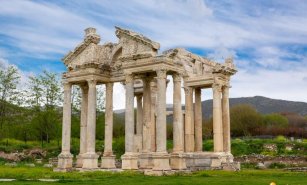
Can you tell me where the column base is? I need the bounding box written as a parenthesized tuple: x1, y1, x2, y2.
(138, 152, 153, 169)
(121, 153, 138, 170)
(152, 152, 171, 171)
(76, 154, 84, 168)
(82, 153, 99, 169)
(101, 155, 116, 169)
(170, 152, 187, 170)
(56, 153, 73, 170)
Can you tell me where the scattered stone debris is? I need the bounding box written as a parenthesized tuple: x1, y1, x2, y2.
(43, 164, 53, 168)
(263, 144, 277, 152)
(4, 162, 17, 167)
(25, 163, 35, 167)
(0, 179, 16, 182)
(284, 167, 307, 172)
(256, 162, 266, 169)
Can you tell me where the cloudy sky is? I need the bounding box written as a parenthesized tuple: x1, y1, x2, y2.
(0, 0, 306, 109)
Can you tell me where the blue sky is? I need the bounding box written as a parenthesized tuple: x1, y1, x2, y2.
(0, 0, 307, 109)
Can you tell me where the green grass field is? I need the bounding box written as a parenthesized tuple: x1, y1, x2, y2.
(0, 166, 306, 185)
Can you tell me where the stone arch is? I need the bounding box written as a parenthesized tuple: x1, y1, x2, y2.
(111, 43, 122, 63)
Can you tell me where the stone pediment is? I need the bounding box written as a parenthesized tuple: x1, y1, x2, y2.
(62, 28, 101, 70)
(115, 26, 160, 59)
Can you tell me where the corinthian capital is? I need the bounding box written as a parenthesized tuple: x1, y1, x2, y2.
(125, 74, 134, 83)
(63, 82, 72, 91)
(173, 73, 182, 82)
(87, 79, 97, 87)
(212, 83, 222, 92)
(156, 69, 167, 79)
(183, 87, 193, 95)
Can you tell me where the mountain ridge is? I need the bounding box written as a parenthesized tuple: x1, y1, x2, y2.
(114, 96, 307, 117)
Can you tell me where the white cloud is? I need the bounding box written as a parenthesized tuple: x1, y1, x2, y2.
(1, 0, 307, 109)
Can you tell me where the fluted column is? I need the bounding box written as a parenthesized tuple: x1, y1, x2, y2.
(150, 82, 157, 152)
(142, 77, 152, 153)
(194, 88, 203, 152)
(170, 73, 186, 170)
(172, 74, 184, 153)
(82, 79, 98, 169)
(184, 87, 194, 152)
(212, 83, 223, 152)
(121, 74, 138, 170)
(76, 84, 88, 168)
(138, 77, 153, 169)
(222, 85, 231, 154)
(155, 70, 167, 153)
(101, 82, 116, 169)
(152, 69, 171, 171)
(136, 95, 143, 137)
(57, 82, 73, 170)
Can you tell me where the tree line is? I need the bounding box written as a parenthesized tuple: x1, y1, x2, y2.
(0, 65, 107, 147)
(1, 65, 306, 147)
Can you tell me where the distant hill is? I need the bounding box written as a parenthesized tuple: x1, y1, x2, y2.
(201, 96, 307, 118)
(115, 96, 307, 119)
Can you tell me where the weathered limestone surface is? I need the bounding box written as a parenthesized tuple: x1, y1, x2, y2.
(82, 80, 99, 169)
(213, 84, 223, 152)
(57, 82, 73, 170)
(57, 27, 238, 174)
(76, 84, 88, 168)
(194, 88, 202, 152)
(101, 82, 116, 169)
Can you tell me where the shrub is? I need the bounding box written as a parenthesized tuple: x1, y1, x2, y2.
(275, 135, 287, 142)
(268, 162, 286, 169)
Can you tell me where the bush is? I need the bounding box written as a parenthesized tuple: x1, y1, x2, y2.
(275, 135, 287, 142)
(268, 162, 286, 169)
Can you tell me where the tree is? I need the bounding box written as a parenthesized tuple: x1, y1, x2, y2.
(0, 65, 20, 129)
(262, 113, 288, 128)
(27, 70, 62, 146)
(230, 104, 263, 136)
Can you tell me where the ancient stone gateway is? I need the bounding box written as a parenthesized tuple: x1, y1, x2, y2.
(56, 27, 238, 174)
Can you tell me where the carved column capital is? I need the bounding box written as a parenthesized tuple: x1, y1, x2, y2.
(142, 76, 153, 84)
(183, 86, 193, 95)
(87, 79, 97, 87)
(80, 83, 89, 93)
(156, 69, 167, 79)
(212, 83, 222, 92)
(63, 82, 72, 91)
(125, 74, 134, 83)
(173, 73, 182, 82)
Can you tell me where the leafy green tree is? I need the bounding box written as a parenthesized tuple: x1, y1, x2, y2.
(262, 113, 288, 128)
(0, 65, 20, 129)
(230, 104, 263, 136)
(27, 70, 62, 147)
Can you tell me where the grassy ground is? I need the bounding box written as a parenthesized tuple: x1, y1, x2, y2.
(0, 166, 306, 185)
(1, 137, 306, 160)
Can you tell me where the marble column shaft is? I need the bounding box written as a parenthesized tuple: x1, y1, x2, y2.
(194, 88, 203, 152)
(212, 84, 223, 152)
(136, 95, 143, 137)
(124, 74, 135, 153)
(142, 77, 152, 152)
(76, 84, 88, 168)
(222, 86, 231, 153)
(104, 82, 114, 156)
(79, 85, 88, 155)
(57, 82, 73, 170)
(61, 82, 72, 154)
(86, 80, 97, 154)
(150, 83, 157, 152)
(184, 87, 194, 152)
(155, 70, 167, 153)
(172, 74, 184, 153)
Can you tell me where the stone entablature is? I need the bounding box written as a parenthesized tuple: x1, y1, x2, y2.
(55, 27, 238, 174)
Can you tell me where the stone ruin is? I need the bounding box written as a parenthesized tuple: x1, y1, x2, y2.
(55, 27, 238, 174)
